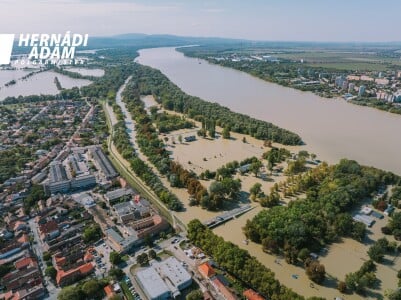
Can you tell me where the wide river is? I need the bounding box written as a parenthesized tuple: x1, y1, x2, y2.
(137, 47, 401, 175)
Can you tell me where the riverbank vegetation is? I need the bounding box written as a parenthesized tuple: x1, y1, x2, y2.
(344, 260, 377, 294)
(110, 96, 183, 211)
(383, 208, 401, 240)
(134, 64, 303, 145)
(243, 159, 399, 261)
(187, 219, 310, 300)
(179, 46, 401, 116)
(119, 64, 289, 211)
(150, 108, 195, 133)
(350, 98, 401, 115)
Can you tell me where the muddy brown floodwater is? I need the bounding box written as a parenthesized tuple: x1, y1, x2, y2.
(137, 47, 401, 299)
(137, 47, 401, 176)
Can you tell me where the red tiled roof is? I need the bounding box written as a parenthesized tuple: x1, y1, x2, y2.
(13, 221, 26, 231)
(212, 278, 236, 300)
(17, 234, 30, 244)
(56, 262, 94, 285)
(104, 285, 115, 297)
(198, 263, 215, 278)
(203, 291, 214, 300)
(14, 257, 36, 270)
(0, 290, 14, 300)
(243, 289, 264, 300)
(55, 256, 66, 266)
(79, 263, 94, 274)
(84, 252, 94, 262)
(39, 220, 58, 234)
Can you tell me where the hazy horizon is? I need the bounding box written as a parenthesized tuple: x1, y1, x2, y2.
(96, 32, 401, 44)
(1, 0, 401, 43)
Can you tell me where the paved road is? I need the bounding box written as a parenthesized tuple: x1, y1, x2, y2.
(102, 84, 178, 228)
(55, 99, 93, 160)
(28, 219, 60, 299)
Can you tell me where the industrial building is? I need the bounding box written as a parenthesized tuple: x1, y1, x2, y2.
(70, 174, 96, 190)
(89, 146, 118, 180)
(113, 199, 150, 224)
(44, 158, 96, 195)
(136, 257, 192, 300)
(68, 153, 88, 176)
(104, 228, 140, 253)
(136, 267, 170, 300)
(105, 188, 134, 204)
(49, 161, 68, 183)
(114, 201, 138, 223)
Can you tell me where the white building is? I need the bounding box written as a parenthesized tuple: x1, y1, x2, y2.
(136, 257, 192, 299)
(136, 267, 171, 300)
(105, 188, 134, 203)
(154, 257, 192, 297)
(70, 174, 96, 190)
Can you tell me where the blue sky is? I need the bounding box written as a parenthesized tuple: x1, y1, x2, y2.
(1, 0, 400, 42)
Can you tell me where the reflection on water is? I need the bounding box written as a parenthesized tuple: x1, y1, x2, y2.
(0, 70, 31, 86)
(137, 47, 401, 175)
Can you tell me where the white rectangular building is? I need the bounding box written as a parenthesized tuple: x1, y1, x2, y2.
(136, 257, 192, 299)
(136, 267, 171, 300)
(155, 257, 192, 294)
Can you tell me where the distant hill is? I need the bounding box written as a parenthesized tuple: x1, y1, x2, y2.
(86, 33, 249, 49)
(10, 33, 401, 55)
(10, 33, 249, 55)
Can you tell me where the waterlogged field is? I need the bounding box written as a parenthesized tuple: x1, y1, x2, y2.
(0, 69, 31, 86)
(66, 67, 105, 77)
(140, 94, 396, 300)
(137, 47, 401, 299)
(0, 70, 92, 100)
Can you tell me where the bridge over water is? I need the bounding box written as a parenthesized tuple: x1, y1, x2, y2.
(204, 205, 254, 229)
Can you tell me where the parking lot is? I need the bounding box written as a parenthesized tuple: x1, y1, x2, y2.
(122, 275, 142, 300)
(93, 240, 113, 277)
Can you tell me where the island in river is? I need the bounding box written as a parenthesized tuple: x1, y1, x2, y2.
(136, 47, 401, 176)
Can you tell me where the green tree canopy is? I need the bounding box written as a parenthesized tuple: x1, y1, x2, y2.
(186, 290, 203, 300)
(82, 279, 103, 299)
(45, 266, 57, 281)
(109, 251, 122, 265)
(57, 286, 85, 300)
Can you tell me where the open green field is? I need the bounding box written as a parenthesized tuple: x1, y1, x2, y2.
(304, 62, 391, 71)
(275, 51, 401, 71)
(181, 43, 401, 71)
